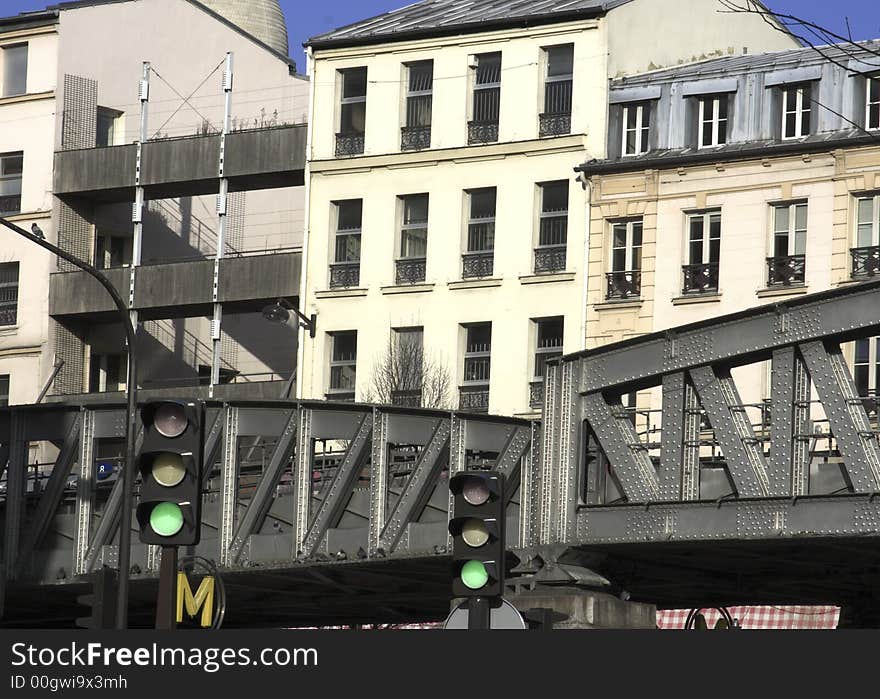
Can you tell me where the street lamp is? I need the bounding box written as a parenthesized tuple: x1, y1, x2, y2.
(261, 297, 316, 338)
(0, 216, 137, 630)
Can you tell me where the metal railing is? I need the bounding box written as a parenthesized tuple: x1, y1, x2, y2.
(401, 125, 431, 151)
(682, 262, 719, 295)
(329, 261, 361, 288)
(459, 386, 490, 413)
(0, 195, 21, 216)
(395, 257, 426, 285)
(529, 380, 545, 409)
(462, 251, 494, 279)
(534, 245, 567, 274)
(391, 390, 422, 408)
(851, 246, 880, 278)
(606, 270, 642, 299)
(467, 120, 499, 145)
(335, 132, 365, 157)
(539, 112, 571, 137)
(767, 254, 806, 286)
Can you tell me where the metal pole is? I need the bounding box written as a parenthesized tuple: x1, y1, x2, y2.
(468, 597, 491, 630)
(0, 216, 137, 629)
(155, 545, 178, 630)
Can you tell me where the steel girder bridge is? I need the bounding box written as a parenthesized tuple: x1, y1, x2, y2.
(3, 280, 880, 627)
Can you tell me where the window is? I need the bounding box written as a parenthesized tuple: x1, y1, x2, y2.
(0, 151, 23, 216)
(853, 194, 880, 278)
(622, 102, 651, 155)
(468, 52, 501, 144)
(2, 44, 27, 97)
(391, 327, 424, 407)
(683, 211, 721, 294)
(698, 94, 728, 147)
(0, 374, 8, 406)
(330, 200, 362, 288)
(463, 188, 496, 278)
(607, 219, 643, 299)
(535, 181, 568, 274)
(402, 61, 433, 151)
(96, 107, 123, 147)
(782, 84, 811, 139)
(530, 317, 564, 408)
(540, 45, 573, 137)
(869, 77, 880, 131)
(460, 323, 491, 412)
(328, 331, 357, 400)
(768, 202, 807, 286)
(855, 337, 880, 415)
(0, 261, 19, 326)
(336, 67, 367, 156)
(396, 194, 428, 285)
(94, 231, 133, 269)
(88, 353, 127, 393)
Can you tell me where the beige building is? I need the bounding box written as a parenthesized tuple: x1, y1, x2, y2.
(0, 0, 308, 407)
(299, 0, 796, 417)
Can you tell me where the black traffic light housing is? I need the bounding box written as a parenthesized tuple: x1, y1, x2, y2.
(448, 470, 506, 598)
(75, 566, 118, 629)
(135, 400, 205, 546)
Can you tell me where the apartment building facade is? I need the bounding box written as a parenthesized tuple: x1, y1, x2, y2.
(299, 0, 797, 417)
(0, 0, 308, 407)
(578, 39, 880, 414)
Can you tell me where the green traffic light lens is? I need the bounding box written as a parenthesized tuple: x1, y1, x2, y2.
(460, 560, 489, 590)
(152, 452, 186, 487)
(149, 502, 184, 537)
(461, 518, 490, 548)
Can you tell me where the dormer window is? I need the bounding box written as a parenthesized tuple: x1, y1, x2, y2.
(698, 94, 729, 147)
(781, 84, 811, 139)
(868, 76, 880, 131)
(622, 101, 651, 156)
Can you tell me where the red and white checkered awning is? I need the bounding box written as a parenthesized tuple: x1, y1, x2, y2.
(657, 606, 840, 630)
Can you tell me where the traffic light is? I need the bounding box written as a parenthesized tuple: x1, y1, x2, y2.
(136, 400, 204, 546)
(448, 471, 506, 598)
(75, 566, 118, 629)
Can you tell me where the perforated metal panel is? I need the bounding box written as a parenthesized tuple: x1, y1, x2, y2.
(61, 74, 97, 151)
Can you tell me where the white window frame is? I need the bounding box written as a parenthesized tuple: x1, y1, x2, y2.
(771, 202, 808, 257)
(404, 61, 433, 129)
(622, 102, 650, 156)
(462, 323, 491, 386)
(867, 76, 880, 131)
(0, 261, 19, 327)
(533, 317, 564, 380)
(1, 43, 28, 98)
(542, 44, 573, 116)
(855, 194, 880, 248)
(328, 331, 357, 395)
(398, 193, 429, 259)
(0, 151, 23, 216)
(338, 67, 367, 135)
(466, 188, 496, 253)
(781, 84, 811, 140)
(610, 219, 643, 273)
(687, 211, 722, 265)
(854, 337, 880, 400)
(471, 52, 502, 124)
(698, 95, 728, 148)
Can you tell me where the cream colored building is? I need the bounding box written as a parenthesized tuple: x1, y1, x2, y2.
(299, 0, 797, 417)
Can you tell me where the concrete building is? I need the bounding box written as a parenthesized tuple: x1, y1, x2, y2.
(0, 0, 308, 408)
(577, 39, 880, 439)
(298, 0, 797, 418)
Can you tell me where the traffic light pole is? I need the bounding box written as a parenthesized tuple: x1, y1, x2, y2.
(0, 216, 138, 630)
(468, 597, 491, 630)
(155, 546, 178, 630)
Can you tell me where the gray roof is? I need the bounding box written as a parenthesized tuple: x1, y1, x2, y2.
(613, 39, 880, 87)
(307, 0, 633, 49)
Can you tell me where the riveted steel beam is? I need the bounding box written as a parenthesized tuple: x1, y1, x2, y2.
(769, 348, 811, 497)
(520, 420, 543, 548)
(228, 409, 297, 564)
(555, 361, 581, 542)
(376, 418, 450, 554)
(367, 410, 389, 557)
(539, 362, 561, 545)
(799, 341, 880, 492)
(202, 405, 226, 487)
(495, 425, 531, 494)
(218, 407, 240, 568)
(659, 373, 686, 501)
(291, 406, 313, 558)
(688, 366, 769, 498)
(3, 411, 29, 581)
(73, 409, 95, 576)
(301, 413, 373, 558)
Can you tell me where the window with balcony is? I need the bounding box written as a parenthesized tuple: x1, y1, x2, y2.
(854, 194, 880, 278)
(781, 84, 812, 139)
(854, 337, 880, 415)
(402, 61, 433, 151)
(88, 353, 127, 393)
(390, 327, 424, 407)
(530, 317, 564, 408)
(768, 202, 807, 286)
(607, 219, 643, 299)
(868, 77, 880, 131)
(2, 44, 28, 97)
(698, 94, 729, 148)
(463, 188, 496, 278)
(0, 374, 8, 406)
(397, 194, 428, 285)
(460, 323, 491, 413)
(622, 102, 651, 156)
(534, 181, 568, 274)
(0, 151, 23, 216)
(540, 44, 573, 137)
(337, 67, 367, 156)
(683, 211, 721, 294)
(0, 261, 19, 326)
(96, 107, 123, 147)
(328, 331, 357, 401)
(468, 52, 501, 145)
(330, 200, 362, 288)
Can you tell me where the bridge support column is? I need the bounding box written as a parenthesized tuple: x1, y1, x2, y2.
(507, 587, 656, 629)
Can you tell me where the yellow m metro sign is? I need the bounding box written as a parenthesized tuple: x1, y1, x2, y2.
(176, 572, 215, 628)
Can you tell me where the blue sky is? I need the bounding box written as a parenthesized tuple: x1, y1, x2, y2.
(3, 0, 879, 70)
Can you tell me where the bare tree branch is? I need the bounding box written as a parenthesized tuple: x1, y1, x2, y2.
(364, 335, 453, 410)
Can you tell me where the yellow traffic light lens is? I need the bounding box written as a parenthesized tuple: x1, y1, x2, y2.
(461, 518, 490, 548)
(462, 477, 491, 506)
(152, 452, 186, 487)
(461, 560, 489, 590)
(154, 403, 188, 438)
(149, 502, 184, 537)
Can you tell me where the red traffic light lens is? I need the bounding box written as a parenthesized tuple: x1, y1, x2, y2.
(154, 403, 188, 438)
(462, 477, 491, 506)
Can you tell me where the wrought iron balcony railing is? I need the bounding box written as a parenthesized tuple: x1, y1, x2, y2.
(0, 194, 21, 216)
(851, 245, 880, 278)
(391, 390, 422, 408)
(400, 125, 431, 151)
(325, 391, 355, 402)
(529, 380, 545, 409)
(462, 251, 494, 279)
(335, 132, 365, 157)
(539, 112, 571, 137)
(467, 120, 499, 145)
(766, 254, 806, 286)
(329, 261, 361, 289)
(395, 257, 426, 285)
(606, 270, 642, 300)
(534, 245, 567, 274)
(459, 386, 490, 413)
(682, 262, 720, 295)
